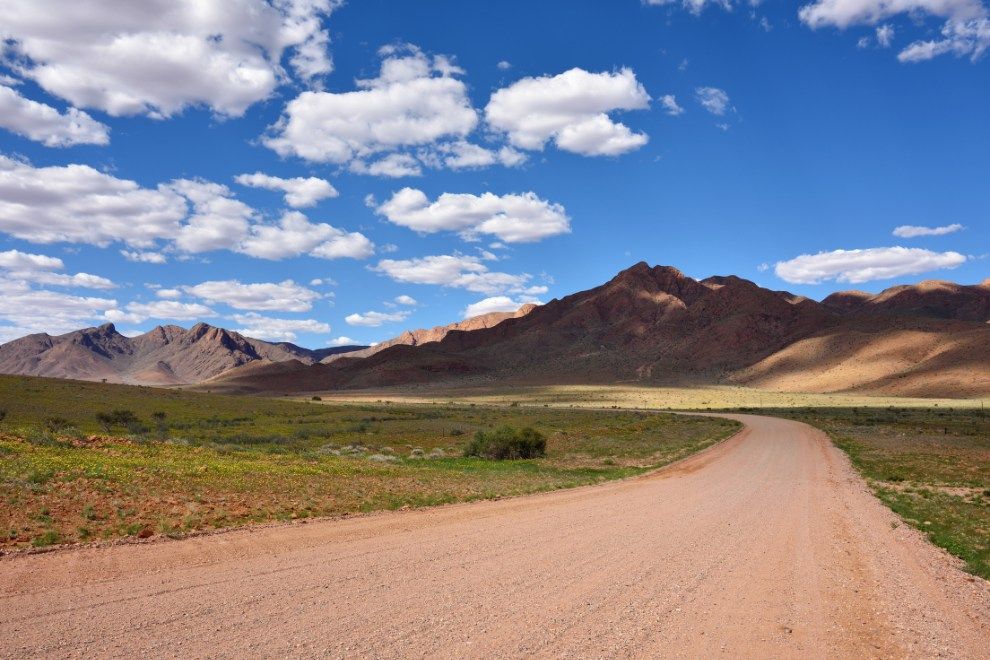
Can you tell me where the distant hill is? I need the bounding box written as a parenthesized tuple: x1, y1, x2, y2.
(0, 322, 366, 385)
(321, 303, 538, 363)
(206, 263, 990, 399)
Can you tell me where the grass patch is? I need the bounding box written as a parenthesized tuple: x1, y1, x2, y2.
(766, 407, 990, 580)
(0, 375, 739, 549)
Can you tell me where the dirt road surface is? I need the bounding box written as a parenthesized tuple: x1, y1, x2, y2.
(2, 414, 988, 658)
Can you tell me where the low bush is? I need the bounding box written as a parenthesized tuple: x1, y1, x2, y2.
(464, 426, 546, 460)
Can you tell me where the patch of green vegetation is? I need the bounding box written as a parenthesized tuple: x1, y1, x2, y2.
(464, 426, 546, 460)
(767, 407, 990, 580)
(0, 375, 739, 549)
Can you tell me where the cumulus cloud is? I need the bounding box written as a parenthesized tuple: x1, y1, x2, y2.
(373, 254, 545, 296)
(264, 44, 478, 168)
(170, 179, 254, 253)
(376, 188, 570, 243)
(463, 296, 539, 319)
(0, 277, 117, 341)
(184, 279, 322, 312)
(0, 155, 187, 247)
(0, 84, 109, 146)
(696, 87, 731, 115)
(659, 94, 685, 116)
(235, 172, 338, 208)
(431, 142, 527, 170)
(394, 295, 418, 306)
(0, 248, 115, 289)
(121, 250, 167, 264)
(774, 246, 967, 284)
(238, 211, 374, 260)
(0, 0, 339, 117)
(799, 0, 990, 62)
(328, 335, 358, 346)
(364, 153, 423, 178)
(104, 300, 214, 324)
(0, 157, 372, 262)
(232, 312, 330, 342)
(485, 68, 651, 156)
(344, 309, 411, 327)
(892, 223, 965, 237)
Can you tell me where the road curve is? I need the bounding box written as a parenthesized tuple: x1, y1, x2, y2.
(1, 414, 988, 658)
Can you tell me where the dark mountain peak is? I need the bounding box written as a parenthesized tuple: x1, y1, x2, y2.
(93, 322, 120, 336)
(605, 263, 706, 305)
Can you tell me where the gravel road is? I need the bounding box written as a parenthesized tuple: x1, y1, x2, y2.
(2, 414, 988, 658)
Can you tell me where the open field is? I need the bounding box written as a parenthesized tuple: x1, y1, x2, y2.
(767, 407, 990, 579)
(0, 375, 738, 550)
(302, 382, 990, 410)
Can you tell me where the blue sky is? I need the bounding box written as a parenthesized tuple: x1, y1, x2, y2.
(0, 0, 986, 347)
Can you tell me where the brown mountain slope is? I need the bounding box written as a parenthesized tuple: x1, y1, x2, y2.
(208, 263, 990, 398)
(0, 323, 365, 385)
(322, 303, 538, 363)
(822, 279, 990, 322)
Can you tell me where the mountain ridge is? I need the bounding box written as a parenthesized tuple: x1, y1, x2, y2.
(206, 262, 990, 398)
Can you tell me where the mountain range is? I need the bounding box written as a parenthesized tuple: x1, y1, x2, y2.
(206, 263, 990, 398)
(2, 263, 988, 398)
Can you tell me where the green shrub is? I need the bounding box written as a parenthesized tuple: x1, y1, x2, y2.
(95, 409, 139, 432)
(464, 426, 546, 460)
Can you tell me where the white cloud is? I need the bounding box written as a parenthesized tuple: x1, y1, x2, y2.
(463, 295, 539, 319)
(0, 156, 370, 262)
(184, 279, 322, 312)
(799, 0, 984, 29)
(0, 0, 339, 117)
(264, 44, 478, 169)
(237, 211, 374, 260)
(432, 141, 528, 170)
(155, 288, 182, 299)
(485, 68, 651, 156)
(497, 60, 512, 70)
(892, 223, 965, 237)
(0, 155, 186, 247)
(897, 18, 990, 61)
(0, 248, 115, 289)
(364, 153, 423, 178)
(328, 335, 357, 346)
(0, 249, 63, 271)
(344, 309, 411, 327)
(798, 0, 990, 63)
(0, 84, 109, 146)
(104, 300, 214, 324)
(659, 94, 685, 116)
(232, 312, 330, 342)
(876, 23, 896, 47)
(696, 87, 731, 115)
(170, 178, 254, 253)
(373, 254, 542, 296)
(644, 0, 733, 14)
(121, 250, 167, 264)
(394, 295, 418, 306)
(774, 246, 967, 284)
(0, 277, 117, 340)
(235, 172, 338, 208)
(376, 188, 570, 243)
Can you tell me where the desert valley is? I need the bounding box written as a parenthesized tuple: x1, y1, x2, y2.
(1, 0, 989, 657)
